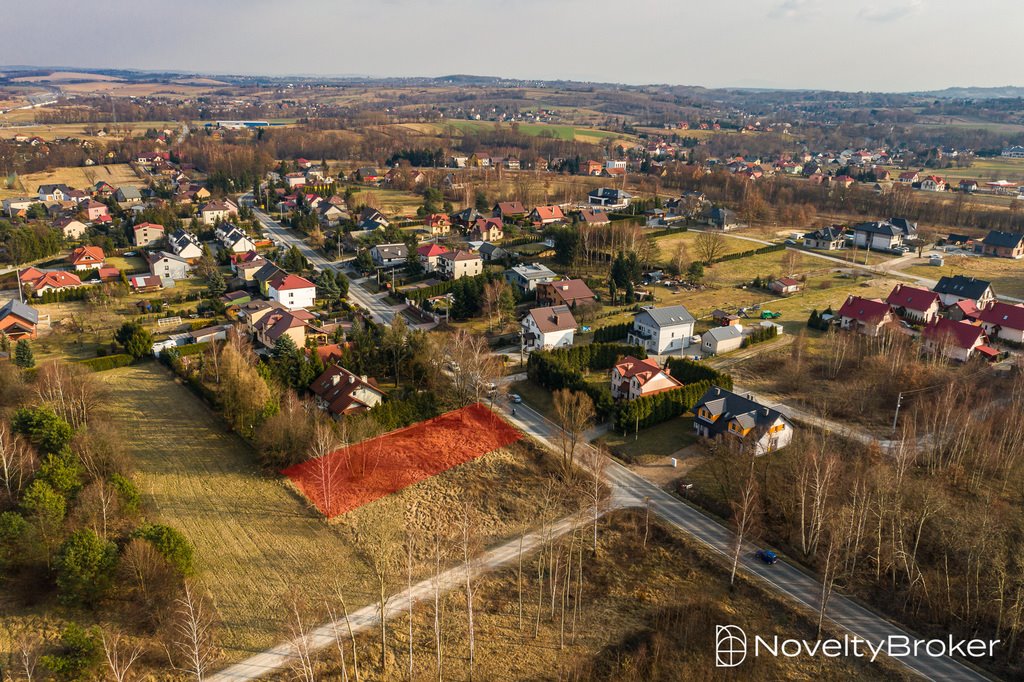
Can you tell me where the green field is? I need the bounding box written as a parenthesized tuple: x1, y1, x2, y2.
(419, 119, 628, 143)
(598, 417, 697, 462)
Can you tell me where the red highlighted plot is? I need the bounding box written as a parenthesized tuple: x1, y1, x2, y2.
(282, 403, 522, 518)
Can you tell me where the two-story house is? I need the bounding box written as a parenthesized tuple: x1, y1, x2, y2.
(932, 275, 995, 308)
(837, 295, 894, 336)
(626, 305, 695, 355)
(310, 364, 386, 418)
(979, 301, 1024, 344)
(436, 250, 482, 280)
(416, 243, 450, 273)
(268, 273, 317, 310)
(692, 386, 794, 455)
(522, 305, 576, 351)
(133, 222, 165, 247)
(147, 251, 191, 282)
(885, 284, 941, 324)
(610, 356, 682, 401)
(506, 263, 556, 295)
(975, 230, 1024, 259)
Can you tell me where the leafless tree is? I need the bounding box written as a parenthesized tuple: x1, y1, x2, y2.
(101, 630, 144, 682)
(172, 581, 219, 681)
(580, 443, 610, 553)
(328, 584, 361, 682)
(443, 330, 501, 407)
(34, 360, 106, 429)
(729, 463, 762, 587)
(460, 502, 480, 679)
(356, 508, 403, 670)
(286, 593, 318, 682)
(0, 422, 36, 504)
(306, 416, 343, 517)
(694, 231, 726, 264)
(6, 621, 43, 681)
(552, 390, 595, 473)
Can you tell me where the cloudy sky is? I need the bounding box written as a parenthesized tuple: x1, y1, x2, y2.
(0, 0, 1015, 92)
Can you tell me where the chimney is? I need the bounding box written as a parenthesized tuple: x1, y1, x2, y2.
(349, 374, 356, 384)
(331, 374, 341, 386)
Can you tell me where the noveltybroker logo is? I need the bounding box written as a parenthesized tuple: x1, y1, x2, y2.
(714, 624, 998, 667)
(715, 625, 747, 668)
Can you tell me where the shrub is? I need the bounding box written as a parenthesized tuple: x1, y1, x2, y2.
(40, 623, 102, 681)
(55, 529, 119, 606)
(134, 523, 195, 576)
(77, 354, 133, 372)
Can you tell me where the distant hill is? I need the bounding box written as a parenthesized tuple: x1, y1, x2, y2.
(913, 86, 1024, 99)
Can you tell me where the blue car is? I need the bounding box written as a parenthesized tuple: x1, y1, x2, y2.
(756, 549, 779, 565)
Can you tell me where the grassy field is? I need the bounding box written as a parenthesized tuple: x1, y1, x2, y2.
(0, 163, 142, 199)
(652, 230, 758, 261)
(329, 510, 902, 682)
(351, 188, 426, 216)
(598, 416, 697, 462)
(100, 364, 584, 661)
(105, 255, 148, 273)
(399, 119, 633, 145)
(896, 254, 1024, 297)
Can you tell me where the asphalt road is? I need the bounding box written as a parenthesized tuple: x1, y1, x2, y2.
(507, 400, 992, 682)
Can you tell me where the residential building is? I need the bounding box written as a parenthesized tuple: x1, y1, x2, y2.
(416, 243, 450, 273)
(536, 279, 596, 308)
(54, 218, 88, 240)
(216, 223, 257, 254)
(82, 200, 109, 222)
(147, 251, 191, 282)
(478, 242, 507, 262)
(577, 209, 611, 227)
(703, 207, 739, 230)
(493, 201, 527, 220)
(68, 246, 105, 271)
(885, 284, 941, 324)
(922, 318, 987, 362)
(975, 230, 1024, 259)
(310, 365, 386, 418)
(506, 263, 556, 294)
(701, 325, 745, 355)
(898, 171, 920, 184)
(370, 243, 408, 268)
(436, 250, 483, 280)
(169, 229, 204, 261)
(610, 356, 682, 401)
(27, 270, 82, 296)
(588, 188, 632, 209)
(692, 386, 794, 455)
(1002, 146, 1024, 158)
(0, 300, 39, 340)
(802, 225, 847, 250)
(932, 275, 995, 308)
(199, 199, 238, 225)
(852, 219, 917, 251)
(522, 305, 577, 350)
(627, 305, 696, 355)
(252, 307, 316, 349)
(837, 295, 894, 336)
(37, 184, 73, 202)
(114, 186, 142, 204)
(268, 273, 316, 310)
(133, 222, 165, 247)
(920, 176, 946, 192)
(979, 301, 1024, 344)
(470, 217, 504, 242)
(529, 205, 566, 225)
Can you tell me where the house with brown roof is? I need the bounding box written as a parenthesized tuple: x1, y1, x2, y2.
(769, 277, 801, 295)
(898, 171, 920, 184)
(199, 199, 239, 225)
(837, 295, 893, 336)
(610, 356, 682, 401)
(253, 307, 316, 348)
(922, 318, 988, 362)
(68, 246, 105, 271)
(885, 284, 941, 324)
(310, 364, 386, 418)
(536, 279, 596, 308)
(979, 301, 1024, 344)
(470, 217, 504, 242)
(492, 201, 527, 221)
(436, 250, 482, 280)
(577, 209, 611, 227)
(522, 305, 577, 351)
(54, 217, 88, 240)
(529, 205, 565, 225)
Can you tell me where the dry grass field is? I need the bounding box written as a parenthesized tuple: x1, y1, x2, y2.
(299, 510, 904, 681)
(895, 254, 1024, 298)
(0, 163, 142, 199)
(100, 364, 582, 660)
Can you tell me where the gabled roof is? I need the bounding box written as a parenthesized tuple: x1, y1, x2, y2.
(922, 318, 984, 349)
(134, 221, 164, 232)
(69, 245, 104, 265)
(804, 225, 847, 241)
(979, 301, 1024, 331)
(837, 295, 890, 323)
(438, 249, 480, 262)
(0, 299, 39, 325)
(417, 243, 450, 258)
(495, 201, 526, 215)
(981, 230, 1024, 249)
(539, 278, 595, 304)
(531, 205, 565, 221)
(704, 325, 744, 342)
(933, 275, 993, 300)
(578, 209, 611, 224)
(527, 305, 577, 333)
(693, 386, 789, 437)
(372, 243, 408, 259)
(310, 364, 385, 416)
(32, 271, 82, 289)
(613, 356, 681, 388)
(885, 284, 940, 312)
(774, 277, 800, 287)
(269, 273, 315, 291)
(635, 305, 695, 328)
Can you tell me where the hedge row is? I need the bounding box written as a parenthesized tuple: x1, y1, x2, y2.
(615, 380, 712, 432)
(665, 356, 733, 390)
(741, 325, 779, 348)
(711, 243, 785, 264)
(592, 322, 632, 343)
(78, 354, 133, 372)
(527, 342, 647, 420)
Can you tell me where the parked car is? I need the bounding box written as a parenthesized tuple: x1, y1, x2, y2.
(755, 549, 778, 565)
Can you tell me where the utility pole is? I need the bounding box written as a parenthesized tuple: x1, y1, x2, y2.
(891, 392, 904, 434)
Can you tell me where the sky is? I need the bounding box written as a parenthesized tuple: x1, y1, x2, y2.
(0, 0, 1018, 92)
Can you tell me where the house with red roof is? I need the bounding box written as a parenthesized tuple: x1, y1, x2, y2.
(577, 209, 611, 227)
(310, 364, 386, 418)
(536, 279, 596, 308)
(529, 205, 566, 225)
(837, 295, 893, 336)
(922, 318, 988, 362)
(898, 171, 920, 184)
(68, 246, 105, 271)
(920, 175, 946, 192)
(416, 243, 450, 273)
(425, 213, 452, 235)
(979, 301, 1024, 344)
(885, 284, 941, 324)
(610, 356, 682, 401)
(268, 273, 316, 310)
(27, 270, 83, 296)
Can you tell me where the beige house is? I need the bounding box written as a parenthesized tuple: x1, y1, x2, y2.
(436, 250, 482, 280)
(610, 356, 682, 401)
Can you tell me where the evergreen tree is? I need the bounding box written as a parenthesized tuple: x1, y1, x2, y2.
(14, 339, 34, 368)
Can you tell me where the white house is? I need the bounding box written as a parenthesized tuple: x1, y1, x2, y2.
(268, 273, 316, 310)
(147, 251, 191, 282)
(216, 224, 257, 254)
(979, 302, 1024, 344)
(436, 250, 482, 280)
(932, 275, 996, 309)
(371, 243, 408, 268)
(626, 305, 696, 355)
(506, 263, 557, 294)
(522, 305, 576, 351)
(169, 229, 204, 261)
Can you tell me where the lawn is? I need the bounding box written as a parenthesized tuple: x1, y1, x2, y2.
(597, 416, 697, 462)
(896, 255, 1024, 298)
(653, 230, 757, 262)
(0, 163, 142, 199)
(100, 364, 584, 661)
(106, 255, 148, 274)
(350, 188, 425, 217)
